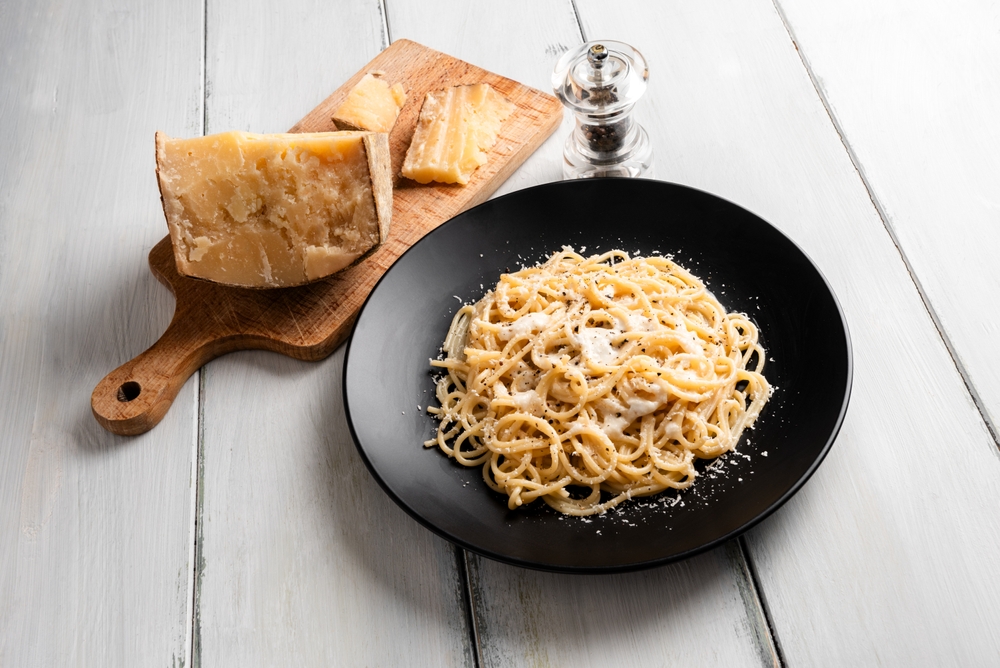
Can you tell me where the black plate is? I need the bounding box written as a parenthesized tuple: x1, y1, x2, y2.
(344, 179, 851, 573)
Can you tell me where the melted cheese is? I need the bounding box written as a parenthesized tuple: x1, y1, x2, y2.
(594, 381, 671, 441)
(576, 326, 621, 366)
(332, 73, 406, 133)
(497, 312, 551, 341)
(401, 83, 514, 185)
(155, 130, 391, 288)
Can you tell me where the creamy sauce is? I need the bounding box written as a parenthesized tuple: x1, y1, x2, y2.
(593, 381, 671, 440)
(498, 311, 551, 341)
(510, 389, 545, 416)
(576, 326, 621, 366)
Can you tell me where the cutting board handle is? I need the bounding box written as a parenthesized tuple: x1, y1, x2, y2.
(91, 316, 214, 436)
(90, 40, 563, 435)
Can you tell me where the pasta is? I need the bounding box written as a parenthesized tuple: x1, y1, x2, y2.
(426, 248, 771, 516)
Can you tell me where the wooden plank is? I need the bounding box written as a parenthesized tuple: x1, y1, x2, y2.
(194, 3, 474, 666)
(753, 0, 1000, 662)
(198, 350, 474, 666)
(468, 542, 775, 668)
(386, 3, 776, 666)
(573, 0, 1000, 663)
(0, 0, 202, 665)
(774, 0, 1000, 464)
(91, 39, 563, 436)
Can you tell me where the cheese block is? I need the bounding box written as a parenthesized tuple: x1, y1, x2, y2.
(155, 130, 391, 288)
(401, 83, 514, 185)
(332, 73, 407, 133)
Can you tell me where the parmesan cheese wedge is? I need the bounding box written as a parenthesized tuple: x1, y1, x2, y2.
(401, 83, 514, 185)
(332, 73, 407, 133)
(155, 130, 391, 288)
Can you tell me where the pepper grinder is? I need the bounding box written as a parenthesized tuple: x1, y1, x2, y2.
(552, 41, 654, 179)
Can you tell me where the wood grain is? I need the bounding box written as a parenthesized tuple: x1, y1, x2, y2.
(193, 4, 474, 666)
(91, 38, 562, 436)
(749, 0, 1000, 663)
(575, 0, 1000, 663)
(468, 544, 774, 668)
(775, 0, 1000, 465)
(198, 349, 475, 667)
(0, 1, 202, 665)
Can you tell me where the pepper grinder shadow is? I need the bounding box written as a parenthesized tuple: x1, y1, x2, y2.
(552, 41, 654, 179)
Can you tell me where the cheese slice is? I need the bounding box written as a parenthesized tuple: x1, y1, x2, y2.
(401, 83, 514, 185)
(155, 130, 391, 288)
(332, 73, 407, 133)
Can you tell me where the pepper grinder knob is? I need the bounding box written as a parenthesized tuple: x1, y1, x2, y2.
(588, 44, 609, 67)
(552, 40, 654, 179)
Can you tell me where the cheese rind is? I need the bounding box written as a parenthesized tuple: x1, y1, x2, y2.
(401, 83, 515, 185)
(155, 130, 391, 288)
(332, 73, 407, 133)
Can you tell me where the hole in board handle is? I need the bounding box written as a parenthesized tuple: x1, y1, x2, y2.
(117, 381, 141, 402)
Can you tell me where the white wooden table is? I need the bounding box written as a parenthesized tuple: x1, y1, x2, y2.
(3, 1, 999, 664)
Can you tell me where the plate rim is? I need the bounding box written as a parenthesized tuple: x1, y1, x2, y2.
(343, 178, 853, 574)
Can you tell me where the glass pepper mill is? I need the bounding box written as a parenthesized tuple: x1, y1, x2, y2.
(552, 40, 654, 179)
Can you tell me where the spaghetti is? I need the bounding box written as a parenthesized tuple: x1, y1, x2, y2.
(426, 248, 771, 516)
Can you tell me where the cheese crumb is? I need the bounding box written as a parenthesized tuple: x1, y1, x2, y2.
(332, 73, 406, 133)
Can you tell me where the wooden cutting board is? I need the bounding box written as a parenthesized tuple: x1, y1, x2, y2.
(92, 39, 563, 436)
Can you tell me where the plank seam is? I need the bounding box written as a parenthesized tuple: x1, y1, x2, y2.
(183, 382, 199, 666)
(201, 0, 208, 138)
(190, 2, 209, 664)
(769, 0, 1000, 452)
(378, 0, 390, 49)
(569, 0, 587, 42)
(736, 537, 786, 667)
(460, 550, 484, 668)
(191, 368, 207, 668)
